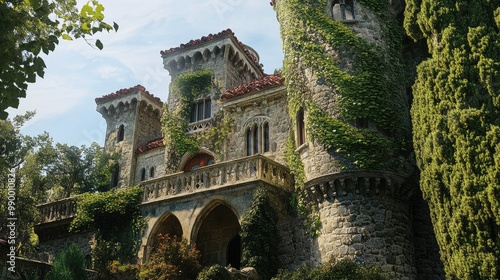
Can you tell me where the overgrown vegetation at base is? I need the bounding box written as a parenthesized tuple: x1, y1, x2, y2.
(405, 1, 500, 279)
(139, 234, 201, 280)
(197, 264, 234, 280)
(70, 186, 144, 279)
(45, 243, 88, 280)
(273, 259, 388, 280)
(241, 188, 280, 280)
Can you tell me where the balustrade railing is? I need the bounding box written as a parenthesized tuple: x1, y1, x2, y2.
(36, 156, 291, 224)
(187, 118, 214, 133)
(36, 197, 76, 225)
(142, 155, 291, 203)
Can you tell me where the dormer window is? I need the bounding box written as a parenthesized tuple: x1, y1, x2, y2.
(190, 98, 211, 123)
(332, 0, 355, 21)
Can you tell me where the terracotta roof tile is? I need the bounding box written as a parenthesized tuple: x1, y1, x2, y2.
(220, 74, 284, 101)
(137, 137, 165, 153)
(95, 85, 162, 105)
(160, 29, 264, 75)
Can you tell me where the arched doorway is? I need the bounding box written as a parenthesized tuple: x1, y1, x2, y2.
(195, 203, 241, 267)
(148, 214, 183, 255)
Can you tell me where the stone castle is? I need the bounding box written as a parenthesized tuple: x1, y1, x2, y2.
(34, 1, 445, 279)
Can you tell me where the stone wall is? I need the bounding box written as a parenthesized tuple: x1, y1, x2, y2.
(224, 87, 289, 165)
(313, 193, 416, 280)
(38, 231, 95, 265)
(135, 147, 165, 185)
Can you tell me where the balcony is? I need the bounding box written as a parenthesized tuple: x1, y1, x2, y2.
(36, 197, 76, 226)
(35, 155, 292, 226)
(142, 155, 292, 203)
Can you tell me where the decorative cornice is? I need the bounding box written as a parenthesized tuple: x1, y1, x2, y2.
(304, 171, 413, 203)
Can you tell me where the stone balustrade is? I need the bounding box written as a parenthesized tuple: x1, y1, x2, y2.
(36, 197, 76, 225)
(142, 155, 292, 203)
(187, 118, 214, 133)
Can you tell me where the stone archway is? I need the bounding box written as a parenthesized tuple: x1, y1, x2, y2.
(194, 203, 241, 267)
(147, 213, 183, 255)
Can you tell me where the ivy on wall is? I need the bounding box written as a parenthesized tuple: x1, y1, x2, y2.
(161, 69, 233, 171)
(70, 186, 145, 279)
(275, 0, 412, 172)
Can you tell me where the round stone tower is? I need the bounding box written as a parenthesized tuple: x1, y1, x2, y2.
(273, 0, 417, 279)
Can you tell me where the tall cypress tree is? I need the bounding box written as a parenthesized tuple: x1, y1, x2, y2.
(405, 1, 500, 279)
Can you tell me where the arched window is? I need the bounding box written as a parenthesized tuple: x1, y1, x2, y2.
(183, 153, 215, 172)
(140, 168, 146, 181)
(332, 0, 355, 21)
(296, 108, 306, 146)
(150, 166, 155, 178)
(246, 128, 252, 156)
(117, 125, 125, 142)
(246, 121, 271, 156)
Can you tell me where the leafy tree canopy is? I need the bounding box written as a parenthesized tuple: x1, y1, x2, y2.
(0, 0, 118, 119)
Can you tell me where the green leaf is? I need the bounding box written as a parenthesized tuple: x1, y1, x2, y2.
(95, 39, 103, 50)
(113, 22, 119, 32)
(61, 34, 73, 41)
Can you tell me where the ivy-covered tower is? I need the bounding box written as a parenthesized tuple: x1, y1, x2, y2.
(159, 30, 266, 171)
(96, 85, 163, 188)
(273, 0, 429, 279)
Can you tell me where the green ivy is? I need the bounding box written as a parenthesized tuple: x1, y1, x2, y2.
(161, 69, 233, 170)
(275, 0, 411, 171)
(405, 1, 500, 279)
(70, 186, 144, 279)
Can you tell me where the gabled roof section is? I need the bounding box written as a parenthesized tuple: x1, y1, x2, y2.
(95, 85, 163, 106)
(220, 74, 284, 101)
(137, 137, 165, 153)
(160, 29, 264, 75)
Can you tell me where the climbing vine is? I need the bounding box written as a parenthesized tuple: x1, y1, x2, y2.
(161, 69, 233, 170)
(275, 0, 412, 171)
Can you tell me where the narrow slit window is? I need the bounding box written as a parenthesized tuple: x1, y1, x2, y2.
(140, 168, 146, 181)
(246, 128, 252, 156)
(332, 0, 355, 21)
(253, 124, 259, 154)
(117, 125, 125, 142)
(150, 167, 155, 178)
(297, 108, 305, 146)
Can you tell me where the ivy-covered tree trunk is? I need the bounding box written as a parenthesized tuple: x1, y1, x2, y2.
(405, 1, 500, 279)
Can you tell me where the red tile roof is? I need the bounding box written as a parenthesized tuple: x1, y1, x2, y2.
(95, 85, 162, 105)
(137, 137, 165, 153)
(220, 74, 285, 101)
(160, 29, 264, 75)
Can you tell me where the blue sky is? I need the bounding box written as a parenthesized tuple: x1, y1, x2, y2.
(7, 0, 283, 147)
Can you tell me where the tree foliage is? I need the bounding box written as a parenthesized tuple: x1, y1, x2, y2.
(405, 1, 500, 279)
(45, 243, 88, 280)
(0, 0, 118, 119)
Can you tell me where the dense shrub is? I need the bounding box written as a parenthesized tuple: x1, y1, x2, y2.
(241, 188, 280, 280)
(139, 234, 201, 280)
(273, 259, 388, 280)
(45, 243, 88, 280)
(197, 264, 234, 280)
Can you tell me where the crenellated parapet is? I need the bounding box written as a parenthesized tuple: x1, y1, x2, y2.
(303, 171, 413, 204)
(161, 29, 265, 91)
(96, 85, 162, 119)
